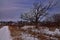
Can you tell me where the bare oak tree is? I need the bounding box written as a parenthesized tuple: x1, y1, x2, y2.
(20, 0, 57, 27)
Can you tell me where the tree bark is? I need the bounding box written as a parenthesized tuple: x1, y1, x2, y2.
(35, 17, 38, 28)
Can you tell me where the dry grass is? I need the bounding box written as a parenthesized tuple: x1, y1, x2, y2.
(9, 26, 23, 40)
(8, 25, 60, 40)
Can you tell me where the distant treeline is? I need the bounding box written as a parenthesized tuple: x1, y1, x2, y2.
(0, 21, 60, 27)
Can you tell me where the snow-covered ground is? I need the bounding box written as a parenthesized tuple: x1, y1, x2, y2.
(40, 28, 60, 36)
(22, 26, 60, 36)
(0, 26, 12, 40)
(32, 27, 60, 36)
(21, 26, 60, 40)
(21, 32, 39, 40)
(0, 26, 59, 40)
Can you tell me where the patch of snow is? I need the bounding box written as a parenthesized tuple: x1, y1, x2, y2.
(32, 29, 40, 33)
(45, 31, 55, 36)
(41, 28, 49, 33)
(40, 28, 60, 36)
(54, 28, 60, 36)
(50, 37, 58, 40)
(21, 32, 39, 40)
(0, 26, 12, 40)
(21, 26, 35, 30)
(44, 28, 60, 36)
(31, 27, 60, 36)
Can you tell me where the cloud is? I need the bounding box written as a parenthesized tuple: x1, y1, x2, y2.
(0, 0, 60, 21)
(1, 7, 19, 11)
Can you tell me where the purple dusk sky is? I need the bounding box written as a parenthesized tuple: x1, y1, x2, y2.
(0, 0, 60, 21)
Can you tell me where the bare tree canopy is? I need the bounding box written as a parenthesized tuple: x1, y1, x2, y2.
(20, 0, 57, 27)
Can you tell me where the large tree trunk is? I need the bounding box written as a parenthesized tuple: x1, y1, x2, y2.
(35, 17, 38, 28)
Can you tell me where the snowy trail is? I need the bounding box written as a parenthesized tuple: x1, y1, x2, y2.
(0, 26, 12, 40)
